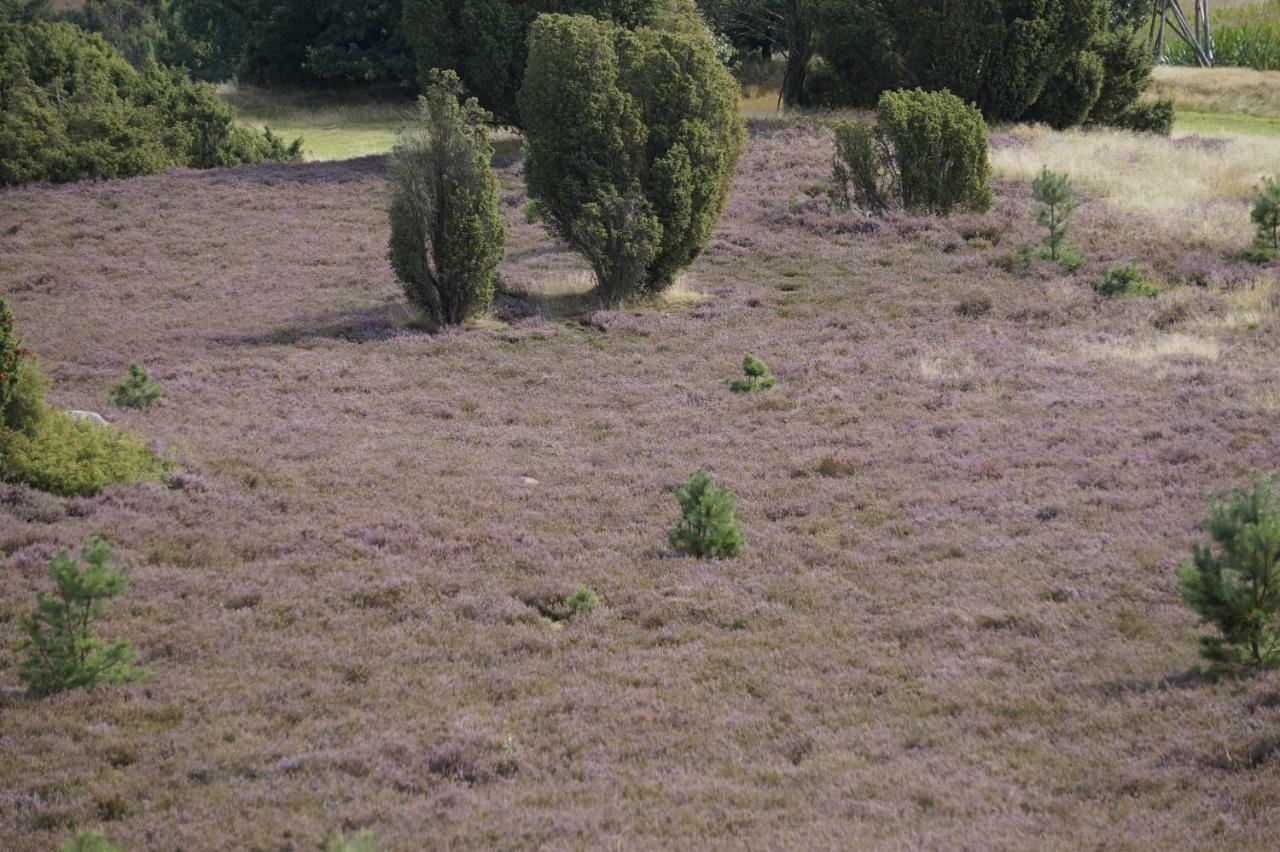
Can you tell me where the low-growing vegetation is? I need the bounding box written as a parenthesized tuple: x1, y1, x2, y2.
(1095, 261, 1160, 298)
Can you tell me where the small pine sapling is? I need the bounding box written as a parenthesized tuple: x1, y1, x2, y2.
(1249, 176, 1280, 261)
(1030, 166, 1081, 269)
(668, 469, 745, 559)
(19, 539, 148, 696)
(729, 353, 776, 393)
(1095, 262, 1160, 298)
(109, 363, 162, 409)
(564, 586, 599, 617)
(1176, 474, 1280, 677)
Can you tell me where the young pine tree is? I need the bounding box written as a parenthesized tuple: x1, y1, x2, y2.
(729, 352, 776, 393)
(1176, 474, 1280, 677)
(388, 69, 504, 326)
(109, 362, 162, 409)
(668, 469, 745, 559)
(1031, 166, 1079, 265)
(1251, 176, 1280, 258)
(19, 538, 147, 696)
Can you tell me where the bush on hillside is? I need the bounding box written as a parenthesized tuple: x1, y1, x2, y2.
(1095, 262, 1159, 298)
(1251, 176, 1280, 258)
(388, 70, 504, 325)
(831, 89, 991, 216)
(19, 538, 147, 696)
(0, 17, 300, 185)
(519, 7, 745, 306)
(668, 469, 745, 559)
(1177, 474, 1280, 677)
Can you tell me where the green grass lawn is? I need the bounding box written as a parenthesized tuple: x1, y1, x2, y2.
(1174, 108, 1280, 136)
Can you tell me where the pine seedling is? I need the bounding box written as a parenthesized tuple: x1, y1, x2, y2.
(1251, 176, 1280, 259)
(564, 586, 599, 617)
(19, 538, 147, 696)
(1176, 473, 1280, 677)
(668, 469, 745, 559)
(109, 363, 162, 410)
(1031, 166, 1080, 267)
(729, 353, 776, 393)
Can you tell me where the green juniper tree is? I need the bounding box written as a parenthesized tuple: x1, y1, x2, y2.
(668, 469, 745, 558)
(388, 69, 505, 326)
(1176, 474, 1280, 677)
(19, 538, 148, 696)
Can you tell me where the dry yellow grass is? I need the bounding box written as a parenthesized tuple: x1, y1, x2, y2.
(990, 124, 1274, 248)
(1150, 65, 1280, 116)
(1087, 333, 1221, 363)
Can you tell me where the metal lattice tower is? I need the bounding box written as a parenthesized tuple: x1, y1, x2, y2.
(1150, 1, 1215, 67)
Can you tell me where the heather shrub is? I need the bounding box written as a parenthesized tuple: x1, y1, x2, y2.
(109, 362, 162, 409)
(1030, 166, 1081, 269)
(668, 469, 745, 559)
(18, 538, 147, 697)
(1095, 262, 1159, 298)
(388, 70, 504, 325)
(1177, 474, 1280, 677)
(60, 829, 121, 852)
(831, 90, 991, 217)
(1250, 176, 1280, 261)
(729, 353, 776, 393)
(519, 8, 745, 306)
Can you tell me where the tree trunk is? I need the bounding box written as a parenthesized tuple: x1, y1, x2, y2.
(780, 0, 813, 109)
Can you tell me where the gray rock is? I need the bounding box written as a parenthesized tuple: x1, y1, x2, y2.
(66, 410, 109, 427)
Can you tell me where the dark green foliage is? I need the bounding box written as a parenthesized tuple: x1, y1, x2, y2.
(168, 0, 250, 82)
(879, 89, 992, 215)
(1089, 25, 1154, 126)
(1251, 176, 1280, 258)
(60, 829, 122, 852)
(828, 119, 893, 214)
(668, 469, 745, 558)
(388, 70, 504, 325)
(829, 90, 991, 216)
(729, 352, 776, 393)
(18, 538, 147, 697)
(812, 0, 1151, 128)
(109, 363, 162, 409)
(520, 9, 745, 306)
(1030, 165, 1078, 265)
(1176, 474, 1280, 677)
(403, 0, 663, 126)
(1095, 262, 1159, 298)
(235, 0, 414, 89)
(1116, 98, 1174, 135)
(5, 357, 51, 437)
(0, 17, 299, 185)
(1026, 49, 1103, 130)
(0, 296, 22, 418)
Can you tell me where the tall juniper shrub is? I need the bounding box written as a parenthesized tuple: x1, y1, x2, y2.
(1177, 474, 1280, 678)
(388, 69, 505, 326)
(519, 6, 745, 306)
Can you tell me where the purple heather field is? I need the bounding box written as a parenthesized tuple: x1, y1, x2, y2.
(2, 124, 1280, 849)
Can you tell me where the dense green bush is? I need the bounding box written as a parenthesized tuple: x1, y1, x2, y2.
(0, 296, 22, 416)
(812, 0, 1155, 128)
(0, 409, 167, 496)
(1177, 474, 1280, 677)
(832, 89, 990, 217)
(404, 0, 662, 126)
(668, 469, 745, 559)
(520, 8, 745, 305)
(729, 353, 776, 393)
(388, 70, 504, 325)
(0, 17, 299, 185)
(109, 363, 162, 409)
(1117, 98, 1174, 135)
(19, 538, 147, 697)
